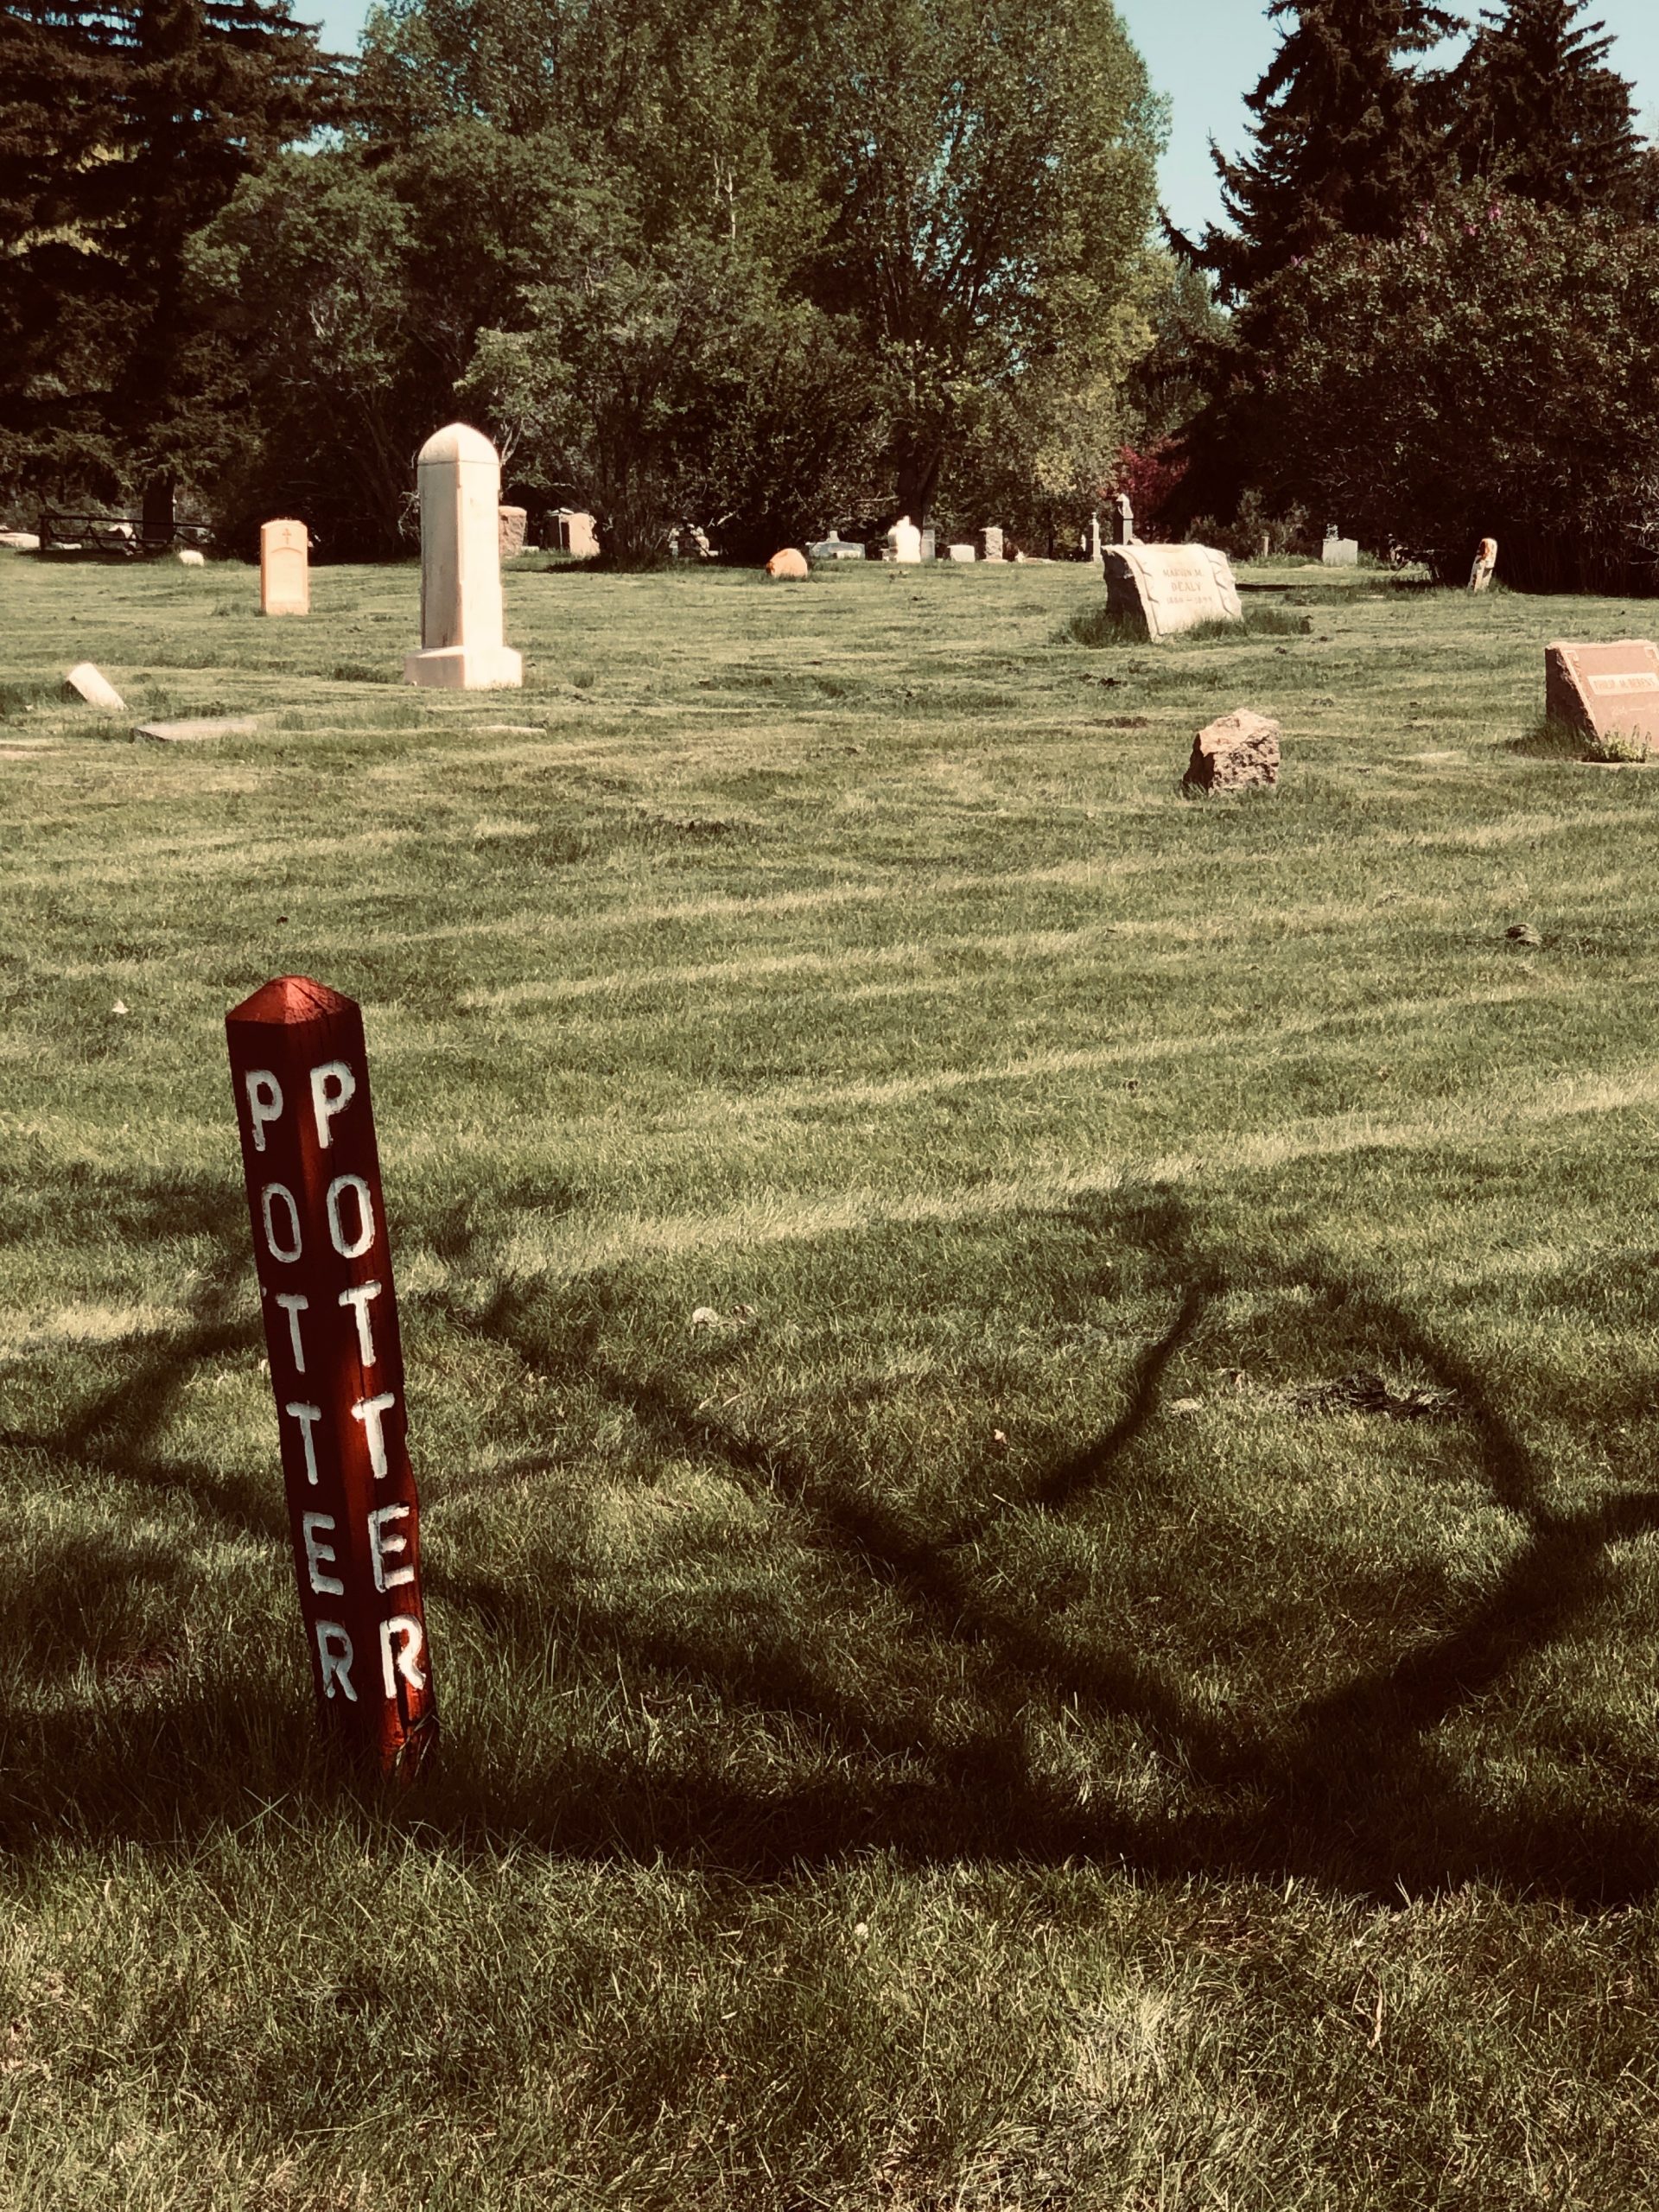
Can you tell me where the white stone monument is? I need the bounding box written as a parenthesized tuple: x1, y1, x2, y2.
(1322, 525, 1359, 567)
(1102, 543, 1243, 641)
(1469, 537, 1498, 593)
(260, 518, 308, 616)
(887, 515, 923, 564)
(808, 530, 863, 562)
(404, 423, 523, 690)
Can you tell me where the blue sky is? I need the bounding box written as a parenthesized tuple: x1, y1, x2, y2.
(306, 0, 1659, 243)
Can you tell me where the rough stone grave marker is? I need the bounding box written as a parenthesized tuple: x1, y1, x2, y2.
(1545, 639, 1659, 754)
(1184, 708, 1281, 792)
(1102, 543, 1243, 641)
(226, 975, 436, 1774)
(260, 518, 309, 616)
(979, 524, 1005, 562)
(498, 506, 527, 561)
(404, 423, 523, 690)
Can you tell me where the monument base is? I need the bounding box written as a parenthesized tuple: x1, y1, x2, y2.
(404, 645, 523, 690)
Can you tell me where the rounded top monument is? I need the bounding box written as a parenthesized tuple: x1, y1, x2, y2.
(416, 423, 499, 469)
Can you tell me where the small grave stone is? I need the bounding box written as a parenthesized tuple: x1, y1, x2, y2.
(808, 531, 861, 562)
(549, 507, 599, 557)
(1322, 527, 1358, 567)
(1111, 495, 1135, 548)
(498, 506, 528, 560)
(136, 715, 259, 743)
(920, 524, 937, 562)
(1469, 537, 1498, 592)
(946, 543, 976, 563)
(1184, 709, 1280, 793)
(0, 531, 39, 552)
(766, 548, 809, 579)
(65, 662, 126, 712)
(1545, 639, 1659, 754)
(979, 524, 1005, 562)
(176, 547, 207, 567)
(1088, 512, 1103, 562)
(887, 516, 923, 564)
(404, 423, 523, 690)
(1102, 543, 1243, 641)
(260, 518, 309, 616)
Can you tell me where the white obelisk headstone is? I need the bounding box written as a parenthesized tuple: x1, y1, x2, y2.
(404, 423, 523, 690)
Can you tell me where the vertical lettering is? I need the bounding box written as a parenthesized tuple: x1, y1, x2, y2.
(326, 1173, 375, 1259)
(379, 1615, 426, 1699)
(309, 1059, 357, 1149)
(283, 1400, 323, 1484)
(315, 1620, 358, 1700)
(367, 1502, 414, 1592)
(337, 1280, 383, 1367)
(302, 1512, 345, 1597)
(261, 1183, 302, 1263)
(350, 1391, 397, 1478)
(245, 1070, 283, 1152)
(275, 1292, 309, 1372)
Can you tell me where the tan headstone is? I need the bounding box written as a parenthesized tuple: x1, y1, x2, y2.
(766, 548, 809, 579)
(499, 506, 527, 560)
(1103, 543, 1242, 641)
(1469, 537, 1498, 592)
(404, 423, 523, 690)
(1545, 639, 1659, 754)
(979, 524, 1005, 562)
(64, 662, 126, 712)
(260, 518, 309, 616)
(1184, 709, 1281, 793)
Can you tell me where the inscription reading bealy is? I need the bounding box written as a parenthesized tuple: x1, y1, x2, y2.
(1545, 639, 1659, 754)
(1102, 543, 1243, 641)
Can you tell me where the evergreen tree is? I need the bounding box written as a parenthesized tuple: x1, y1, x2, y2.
(1453, 0, 1648, 216)
(1199, 0, 1463, 299)
(0, 0, 330, 517)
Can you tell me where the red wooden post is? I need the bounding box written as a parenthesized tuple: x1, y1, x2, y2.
(226, 976, 436, 1775)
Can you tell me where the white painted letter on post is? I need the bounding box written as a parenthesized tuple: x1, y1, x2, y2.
(316, 1620, 358, 1700)
(245, 1070, 283, 1152)
(326, 1174, 375, 1259)
(309, 1059, 357, 1149)
(379, 1614, 426, 1699)
(367, 1502, 414, 1592)
(261, 1183, 302, 1263)
(302, 1511, 346, 1596)
(350, 1391, 397, 1478)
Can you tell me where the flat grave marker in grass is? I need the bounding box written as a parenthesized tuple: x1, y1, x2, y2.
(226, 973, 436, 1775)
(1545, 638, 1659, 755)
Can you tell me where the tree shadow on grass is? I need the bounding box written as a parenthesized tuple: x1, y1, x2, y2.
(6, 1174, 1659, 1904)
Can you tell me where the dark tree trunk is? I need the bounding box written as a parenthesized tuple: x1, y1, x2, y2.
(142, 472, 175, 545)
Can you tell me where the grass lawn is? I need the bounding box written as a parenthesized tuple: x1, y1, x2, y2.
(6, 547, 1659, 2208)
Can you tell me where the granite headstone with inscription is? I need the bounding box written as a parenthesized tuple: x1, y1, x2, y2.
(1545, 639, 1659, 754)
(1102, 543, 1243, 642)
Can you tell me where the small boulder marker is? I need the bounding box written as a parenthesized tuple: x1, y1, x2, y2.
(226, 975, 436, 1775)
(404, 423, 523, 690)
(1103, 543, 1243, 641)
(260, 518, 309, 617)
(766, 547, 809, 579)
(1545, 639, 1659, 755)
(1184, 709, 1281, 793)
(1469, 537, 1498, 593)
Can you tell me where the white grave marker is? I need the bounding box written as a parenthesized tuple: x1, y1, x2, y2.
(404, 423, 523, 690)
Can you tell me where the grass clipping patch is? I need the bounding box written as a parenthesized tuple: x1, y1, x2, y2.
(1059, 603, 1312, 648)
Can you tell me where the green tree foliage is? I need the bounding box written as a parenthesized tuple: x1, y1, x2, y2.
(0, 0, 329, 515)
(1452, 0, 1653, 216)
(788, 0, 1164, 524)
(1199, 0, 1461, 300)
(1259, 188, 1659, 591)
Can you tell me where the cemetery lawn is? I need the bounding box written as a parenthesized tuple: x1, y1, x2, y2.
(9, 549, 1659, 2209)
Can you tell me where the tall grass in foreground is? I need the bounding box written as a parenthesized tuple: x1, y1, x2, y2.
(5, 554, 1659, 2206)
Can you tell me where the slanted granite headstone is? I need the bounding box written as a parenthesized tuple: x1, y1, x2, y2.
(1184, 709, 1280, 792)
(1322, 527, 1358, 567)
(65, 663, 126, 712)
(1102, 543, 1243, 641)
(979, 524, 1005, 562)
(260, 518, 308, 616)
(1112, 494, 1135, 547)
(1545, 639, 1659, 754)
(1469, 537, 1498, 592)
(404, 422, 523, 690)
(498, 506, 528, 561)
(808, 531, 862, 562)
